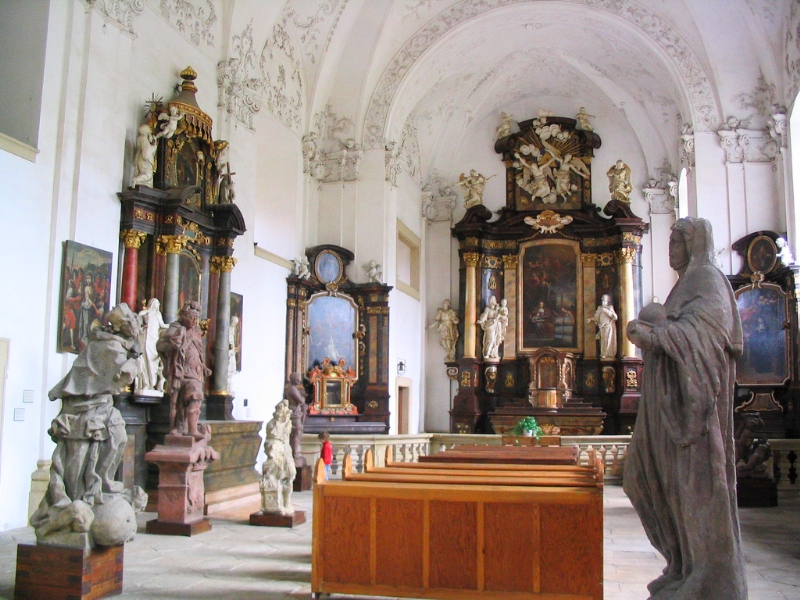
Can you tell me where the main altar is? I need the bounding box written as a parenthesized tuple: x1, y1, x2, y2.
(450, 115, 649, 435)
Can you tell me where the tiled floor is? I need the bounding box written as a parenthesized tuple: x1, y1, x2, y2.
(1, 484, 798, 599)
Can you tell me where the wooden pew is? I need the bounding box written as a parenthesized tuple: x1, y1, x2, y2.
(312, 447, 604, 600)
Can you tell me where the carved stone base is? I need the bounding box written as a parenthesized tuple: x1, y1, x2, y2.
(15, 542, 123, 600)
(145, 517, 212, 537)
(293, 464, 312, 491)
(249, 510, 306, 528)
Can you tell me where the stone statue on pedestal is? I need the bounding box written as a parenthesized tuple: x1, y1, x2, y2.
(131, 123, 158, 188)
(32, 303, 148, 549)
(284, 373, 308, 468)
(588, 294, 618, 359)
(135, 298, 168, 396)
(429, 299, 459, 361)
(624, 217, 747, 599)
(260, 400, 297, 516)
(477, 296, 504, 359)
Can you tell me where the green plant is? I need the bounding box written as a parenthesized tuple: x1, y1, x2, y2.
(510, 416, 543, 437)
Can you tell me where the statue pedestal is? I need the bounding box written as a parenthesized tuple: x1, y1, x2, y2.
(15, 542, 123, 600)
(249, 510, 306, 528)
(145, 435, 219, 536)
(294, 464, 312, 491)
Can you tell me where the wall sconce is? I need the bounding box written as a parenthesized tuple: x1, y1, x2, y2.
(397, 359, 407, 375)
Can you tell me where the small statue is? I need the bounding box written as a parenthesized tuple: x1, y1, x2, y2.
(218, 164, 236, 204)
(364, 260, 382, 283)
(734, 413, 772, 479)
(477, 296, 503, 359)
(131, 123, 158, 188)
(134, 298, 168, 395)
(292, 256, 311, 279)
(32, 303, 148, 548)
(155, 105, 185, 140)
(495, 112, 515, 139)
(429, 299, 460, 362)
(157, 301, 212, 440)
(588, 294, 619, 359)
(455, 169, 495, 208)
(575, 107, 595, 131)
(227, 315, 239, 394)
(776, 237, 794, 266)
(284, 372, 308, 468)
(607, 160, 633, 203)
(259, 400, 296, 515)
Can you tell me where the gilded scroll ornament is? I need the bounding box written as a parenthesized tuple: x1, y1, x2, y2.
(524, 210, 573, 234)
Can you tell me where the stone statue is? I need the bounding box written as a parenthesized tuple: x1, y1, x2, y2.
(624, 217, 747, 599)
(776, 237, 794, 266)
(456, 169, 494, 208)
(292, 256, 311, 279)
(607, 160, 633, 203)
(135, 298, 168, 396)
(495, 112, 515, 139)
(227, 315, 239, 394)
(429, 299, 460, 361)
(498, 298, 509, 344)
(260, 400, 296, 515)
(477, 296, 503, 359)
(131, 123, 158, 188)
(157, 301, 212, 440)
(284, 372, 308, 468)
(575, 106, 595, 131)
(364, 260, 382, 283)
(32, 303, 148, 548)
(734, 413, 771, 479)
(588, 294, 618, 359)
(218, 169, 236, 204)
(155, 105, 184, 140)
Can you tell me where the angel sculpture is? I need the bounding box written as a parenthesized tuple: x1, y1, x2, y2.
(553, 153, 590, 200)
(364, 260, 382, 283)
(514, 148, 555, 203)
(155, 105, 185, 140)
(607, 160, 633, 203)
(455, 169, 495, 208)
(575, 107, 595, 131)
(495, 112, 515, 139)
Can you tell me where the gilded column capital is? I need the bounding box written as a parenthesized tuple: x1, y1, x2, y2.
(462, 252, 481, 268)
(502, 254, 518, 269)
(616, 247, 637, 264)
(211, 255, 238, 273)
(581, 253, 599, 267)
(157, 234, 189, 255)
(622, 233, 642, 246)
(120, 229, 147, 249)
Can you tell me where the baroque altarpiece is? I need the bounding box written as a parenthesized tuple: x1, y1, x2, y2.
(285, 245, 391, 434)
(450, 115, 649, 435)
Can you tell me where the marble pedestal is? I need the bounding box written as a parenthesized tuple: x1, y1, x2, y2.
(145, 435, 219, 536)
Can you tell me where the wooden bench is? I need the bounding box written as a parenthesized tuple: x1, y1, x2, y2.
(311, 447, 604, 600)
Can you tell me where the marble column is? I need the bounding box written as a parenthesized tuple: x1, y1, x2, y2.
(502, 254, 518, 358)
(616, 247, 637, 358)
(120, 230, 146, 311)
(159, 234, 188, 324)
(462, 252, 480, 359)
(210, 255, 237, 393)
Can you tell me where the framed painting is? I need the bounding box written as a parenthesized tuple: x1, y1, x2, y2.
(58, 240, 113, 354)
(230, 292, 243, 372)
(305, 293, 358, 375)
(736, 283, 790, 386)
(177, 250, 201, 309)
(518, 239, 581, 352)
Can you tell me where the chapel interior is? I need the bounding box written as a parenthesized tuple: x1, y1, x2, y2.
(3, 0, 800, 597)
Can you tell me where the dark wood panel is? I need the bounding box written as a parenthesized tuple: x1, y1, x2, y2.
(483, 502, 537, 592)
(321, 496, 371, 585)
(375, 498, 424, 588)
(429, 501, 477, 590)
(540, 498, 603, 598)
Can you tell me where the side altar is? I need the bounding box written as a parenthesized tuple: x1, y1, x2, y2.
(450, 114, 649, 435)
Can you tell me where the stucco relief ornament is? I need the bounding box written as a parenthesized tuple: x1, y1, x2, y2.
(679, 122, 696, 167)
(768, 105, 788, 148)
(643, 179, 675, 216)
(524, 211, 573, 234)
(718, 117, 744, 163)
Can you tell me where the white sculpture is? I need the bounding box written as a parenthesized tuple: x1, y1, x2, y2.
(227, 315, 239, 394)
(135, 298, 168, 396)
(477, 296, 504, 360)
(608, 160, 633, 203)
(575, 107, 595, 131)
(292, 256, 311, 279)
(364, 260, 382, 283)
(495, 112, 515, 139)
(218, 170, 236, 204)
(155, 105, 184, 140)
(588, 294, 618, 359)
(553, 153, 590, 200)
(131, 123, 158, 188)
(259, 400, 296, 516)
(429, 299, 460, 362)
(514, 149, 555, 203)
(456, 169, 494, 208)
(776, 237, 794, 266)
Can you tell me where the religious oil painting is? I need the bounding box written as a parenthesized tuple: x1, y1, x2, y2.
(519, 240, 580, 351)
(58, 240, 113, 354)
(230, 292, 243, 372)
(177, 250, 201, 309)
(306, 294, 357, 373)
(736, 284, 789, 386)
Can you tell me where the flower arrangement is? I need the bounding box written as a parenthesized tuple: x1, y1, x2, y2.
(510, 416, 544, 437)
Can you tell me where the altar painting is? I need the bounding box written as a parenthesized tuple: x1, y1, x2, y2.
(519, 241, 580, 351)
(306, 294, 358, 374)
(177, 250, 201, 308)
(736, 284, 789, 386)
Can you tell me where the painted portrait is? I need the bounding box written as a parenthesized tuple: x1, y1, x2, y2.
(230, 292, 243, 372)
(58, 241, 113, 354)
(519, 240, 580, 351)
(306, 294, 357, 373)
(736, 284, 789, 386)
(177, 250, 201, 309)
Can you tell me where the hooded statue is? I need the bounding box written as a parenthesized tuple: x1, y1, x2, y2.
(623, 217, 746, 599)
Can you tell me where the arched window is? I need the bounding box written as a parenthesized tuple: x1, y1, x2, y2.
(677, 167, 689, 219)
